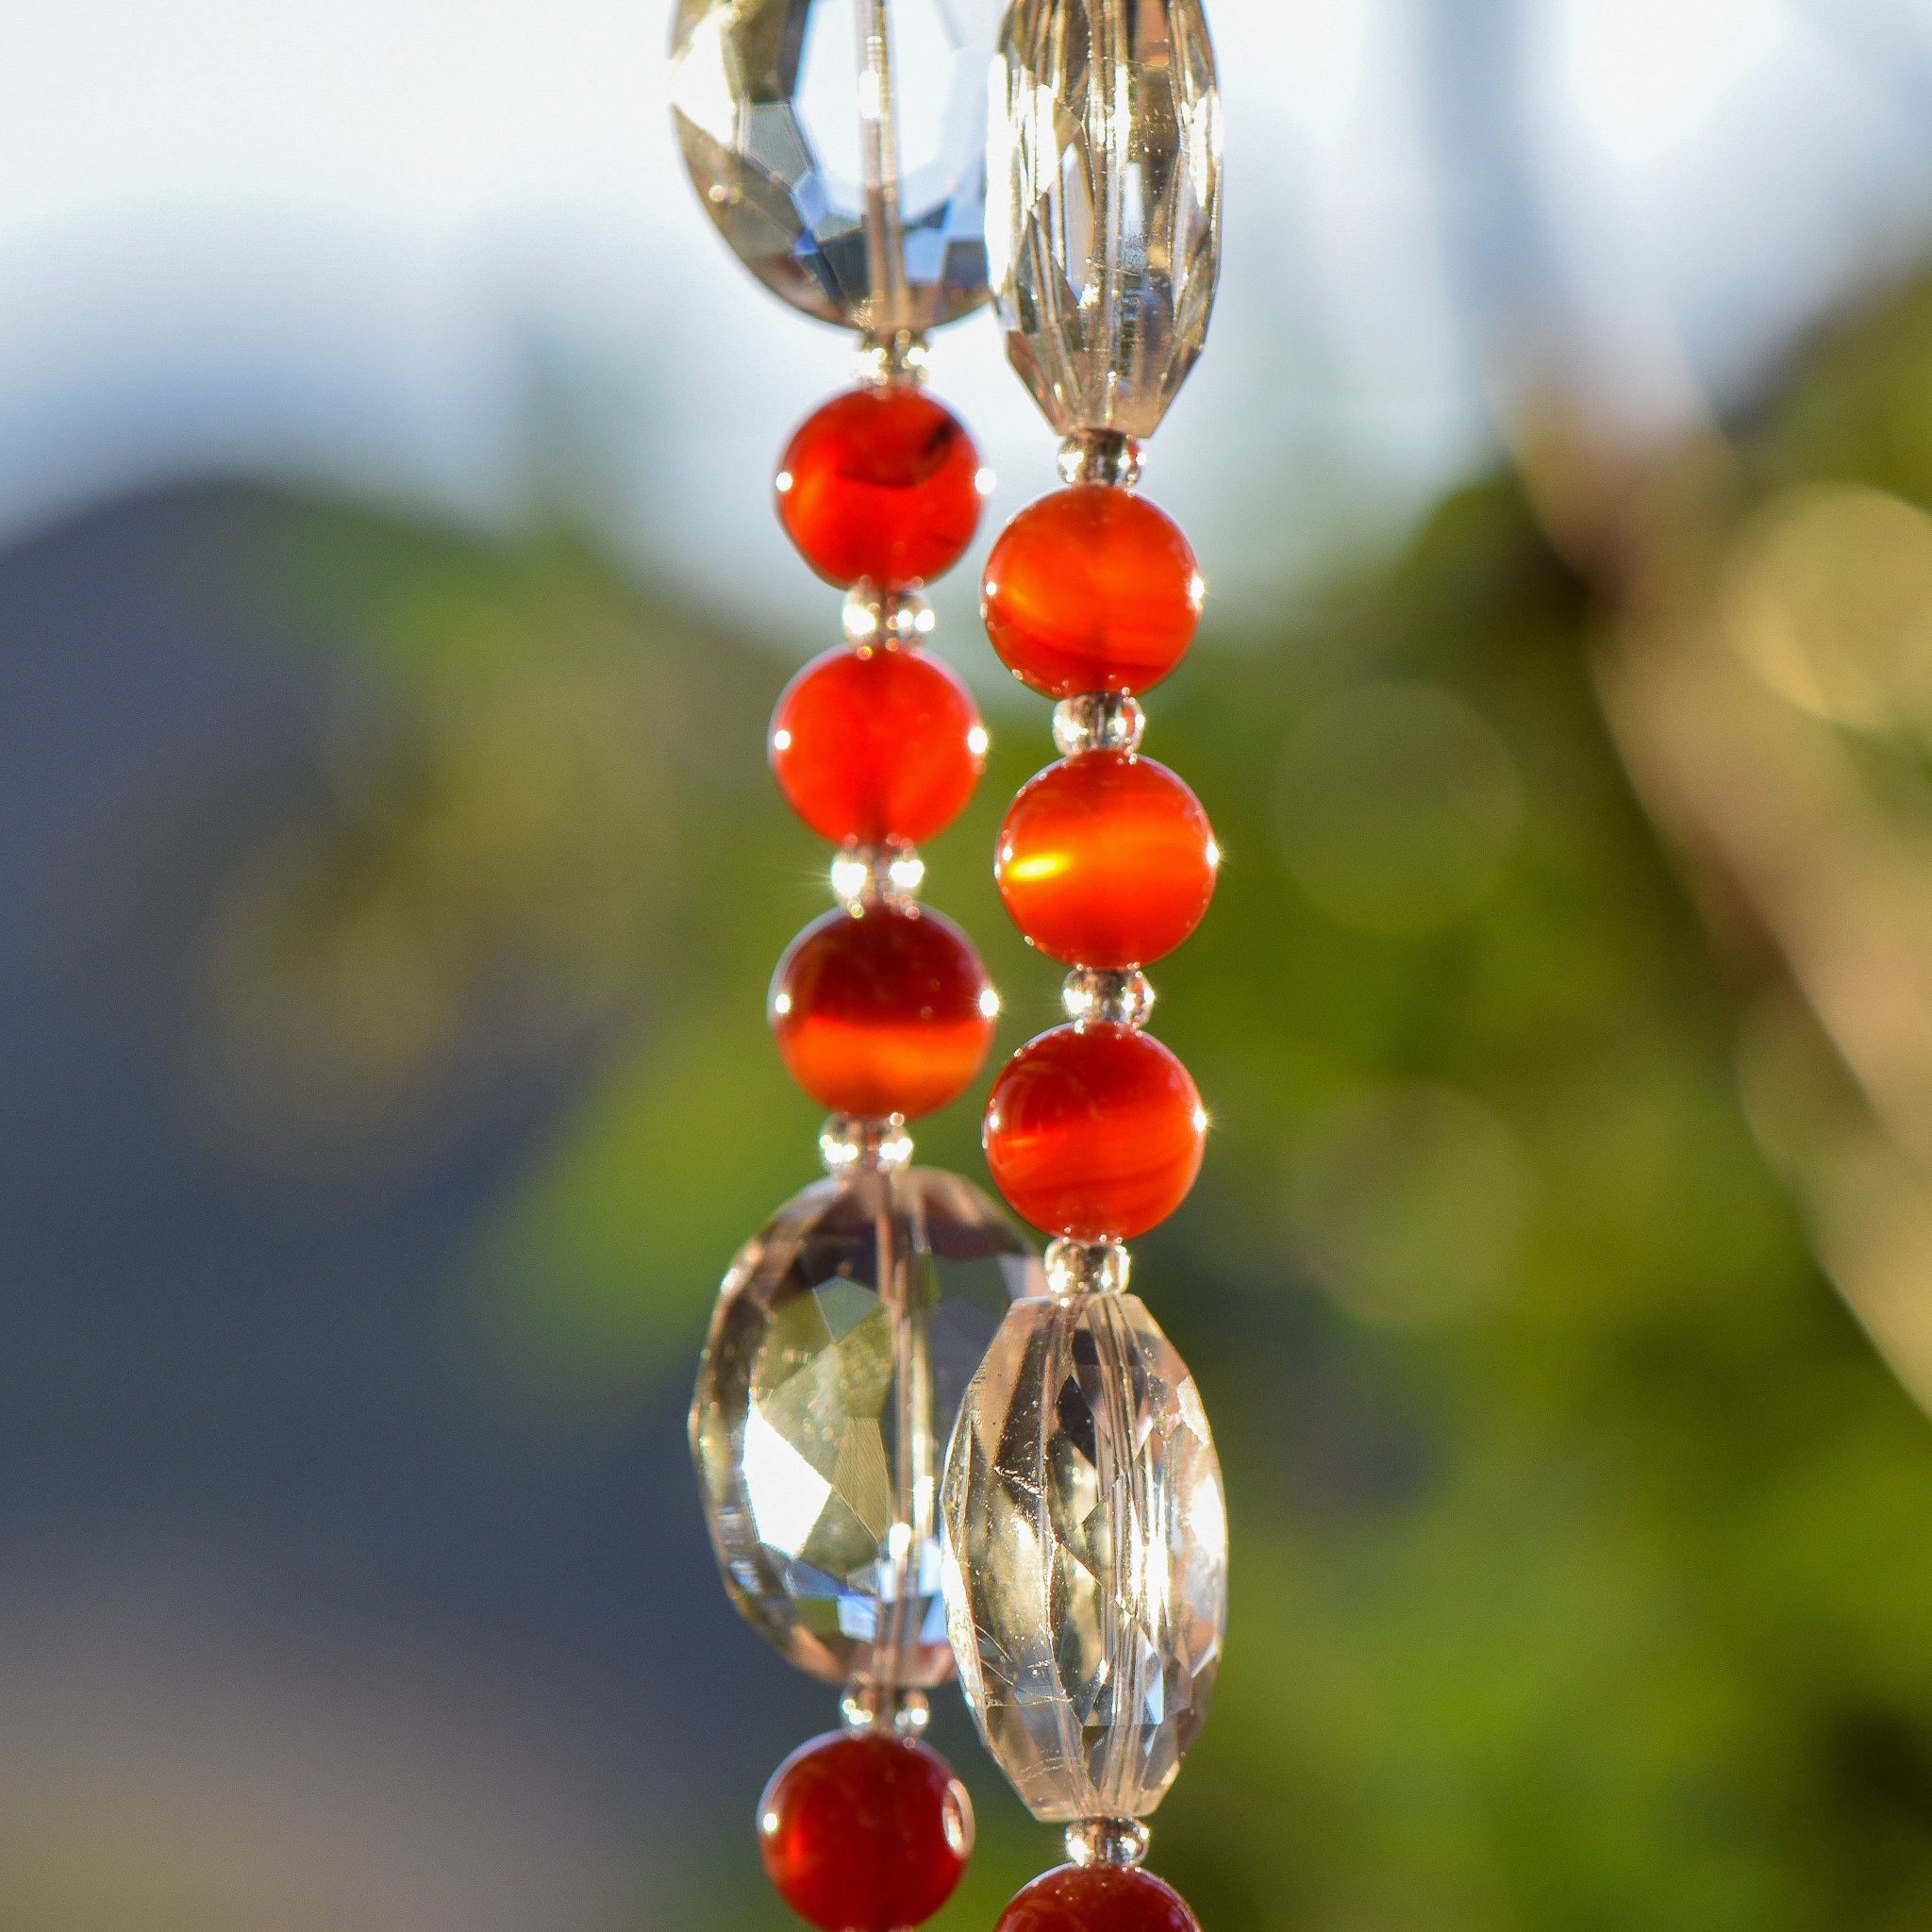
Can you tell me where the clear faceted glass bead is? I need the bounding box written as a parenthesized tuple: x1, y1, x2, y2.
(941, 1291, 1225, 1820)
(694, 1163, 1045, 1690)
(670, 0, 1003, 333)
(988, 0, 1222, 438)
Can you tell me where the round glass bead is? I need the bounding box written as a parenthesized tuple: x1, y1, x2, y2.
(1058, 430, 1142, 489)
(1053, 692, 1145, 758)
(758, 1731, 974, 1932)
(1043, 1237, 1130, 1297)
(772, 906, 998, 1120)
(983, 1024, 1204, 1240)
(772, 644, 988, 846)
(996, 754, 1218, 968)
(993, 1866, 1199, 1932)
(982, 488, 1203, 697)
(778, 389, 988, 591)
(1062, 968, 1155, 1028)
(819, 1112, 914, 1175)
(1065, 1819, 1152, 1870)
(844, 584, 936, 648)
(831, 841, 925, 914)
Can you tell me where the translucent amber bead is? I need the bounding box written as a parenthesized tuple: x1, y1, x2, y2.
(778, 389, 988, 590)
(994, 1866, 1200, 1932)
(772, 907, 997, 1120)
(982, 488, 1203, 697)
(996, 752, 1217, 967)
(772, 645, 987, 845)
(982, 1024, 1204, 1239)
(758, 1730, 974, 1932)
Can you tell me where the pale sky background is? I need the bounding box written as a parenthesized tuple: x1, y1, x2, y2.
(3, 0, 1932, 640)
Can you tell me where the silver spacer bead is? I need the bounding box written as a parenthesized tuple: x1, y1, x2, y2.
(843, 582, 935, 650)
(820, 1114, 913, 1176)
(831, 840, 924, 913)
(1053, 692, 1146, 758)
(853, 329, 929, 389)
(1065, 1818, 1151, 1869)
(1058, 429, 1143, 490)
(841, 1684, 930, 1735)
(1044, 1237, 1131, 1298)
(1063, 967, 1155, 1028)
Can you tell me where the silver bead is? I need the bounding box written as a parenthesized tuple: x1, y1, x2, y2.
(1043, 1236, 1130, 1297)
(1065, 1819, 1151, 1869)
(1053, 692, 1145, 758)
(820, 1113, 914, 1175)
(988, 0, 1222, 437)
(831, 840, 924, 912)
(1058, 430, 1142, 490)
(670, 0, 1002, 333)
(1062, 967, 1155, 1028)
(844, 584, 936, 650)
(694, 1165, 1046, 1690)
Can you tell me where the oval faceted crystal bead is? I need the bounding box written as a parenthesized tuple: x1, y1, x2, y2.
(941, 1291, 1226, 1822)
(671, 0, 1002, 332)
(694, 1165, 1045, 1689)
(988, 0, 1222, 437)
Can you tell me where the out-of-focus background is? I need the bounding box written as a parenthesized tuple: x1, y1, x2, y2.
(13, 3, 1932, 1928)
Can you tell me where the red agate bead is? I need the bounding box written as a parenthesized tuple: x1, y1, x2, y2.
(984, 1024, 1205, 1240)
(772, 905, 996, 1120)
(772, 645, 987, 845)
(777, 388, 987, 590)
(995, 1865, 1199, 1932)
(758, 1731, 974, 1932)
(982, 487, 1203, 697)
(997, 752, 1217, 967)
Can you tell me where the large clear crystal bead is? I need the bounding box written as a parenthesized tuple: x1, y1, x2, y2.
(670, 0, 1003, 333)
(693, 1162, 1044, 1690)
(988, 0, 1222, 438)
(941, 1291, 1226, 1821)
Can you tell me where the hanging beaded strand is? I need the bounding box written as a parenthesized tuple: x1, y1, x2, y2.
(670, 5, 1044, 1928)
(942, 4, 1227, 1931)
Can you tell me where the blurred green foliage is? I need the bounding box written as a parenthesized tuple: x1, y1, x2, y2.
(198, 271, 1932, 1929)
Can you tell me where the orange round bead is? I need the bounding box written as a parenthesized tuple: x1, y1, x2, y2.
(981, 486, 1204, 697)
(758, 1731, 974, 1932)
(772, 906, 996, 1120)
(771, 645, 987, 846)
(983, 1024, 1205, 1240)
(995, 1867, 1199, 1932)
(996, 752, 1217, 967)
(777, 388, 986, 590)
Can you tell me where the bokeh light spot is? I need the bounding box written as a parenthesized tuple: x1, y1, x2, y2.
(1274, 681, 1524, 935)
(1288, 1083, 1532, 1328)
